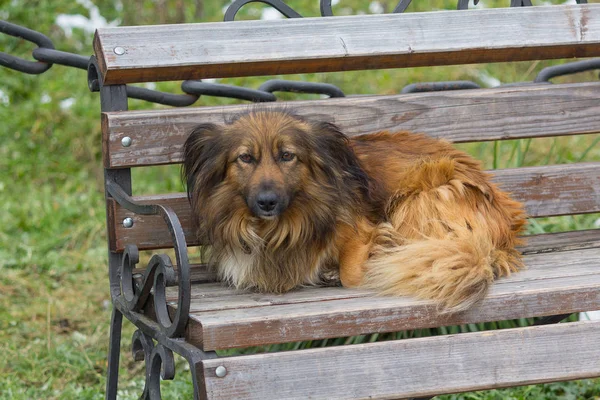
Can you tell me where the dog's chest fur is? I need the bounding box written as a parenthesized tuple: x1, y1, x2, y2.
(215, 241, 338, 292)
(217, 248, 257, 289)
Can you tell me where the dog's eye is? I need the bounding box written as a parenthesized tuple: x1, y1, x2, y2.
(238, 153, 254, 163)
(280, 152, 296, 162)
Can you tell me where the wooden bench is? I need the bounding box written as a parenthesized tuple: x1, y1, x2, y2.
(91, 4, 600, 399)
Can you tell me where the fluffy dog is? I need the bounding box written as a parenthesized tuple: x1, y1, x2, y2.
(182, 110, 526, 312)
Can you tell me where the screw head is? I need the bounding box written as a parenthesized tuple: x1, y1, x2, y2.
(123, 217, 134, 228)
(215, 366, 227, 378)
(113, 46, 126, 55)
(121, 136, 132, 147)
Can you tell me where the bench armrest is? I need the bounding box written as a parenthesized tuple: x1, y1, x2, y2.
(106, 179, 191, 338)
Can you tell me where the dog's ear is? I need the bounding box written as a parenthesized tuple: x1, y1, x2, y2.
(182, 123, 228, 203)
(310, 121, 371, 192)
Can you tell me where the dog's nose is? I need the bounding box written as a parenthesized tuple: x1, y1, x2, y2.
(256, 191, 279, 213)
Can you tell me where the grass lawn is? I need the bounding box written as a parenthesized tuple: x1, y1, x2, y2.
(1, 1, 600, 399)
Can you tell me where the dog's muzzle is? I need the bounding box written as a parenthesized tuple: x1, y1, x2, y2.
(251, 190, 288, 218)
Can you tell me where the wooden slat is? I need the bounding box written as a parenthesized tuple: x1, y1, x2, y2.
(177, 247, 600, 350)
(164, 230, 600, 309)
(93, 5, 600, 85)
(174, 234, 600, 310)
(101, 82, 600, 168)
(521, 229, 600, 255)
(171, 232, 600, 308)
(200, 320, 600, 400)
(108, 163, 600, 251)
(178, 269, 600, 315)
(135, 263, 214, 283)
(493, 163, 600, 217)
(166, 230, 599, 303)
(188, 264, 214, 283)
(107, 193, 195, 251)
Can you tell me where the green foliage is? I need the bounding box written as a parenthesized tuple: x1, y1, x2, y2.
(1, 0, 599, 399)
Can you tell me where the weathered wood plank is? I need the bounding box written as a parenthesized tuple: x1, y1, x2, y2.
(168, 237, 600, 311)
(135, 262, 214, 283)
(182, 248, 600, 350)
(521, 229, 600, 255)
(188, 263, 214, 283)
(109, 163, 600, 251)
(177, 267, 600, 315)
(93, 5, 600, 85)
(107, 194, 196, 251)
(200, 320, 600, 400)
(493, 163, 600, 218)
(102, 82, 600, 168)
(170, 239, 600, 311)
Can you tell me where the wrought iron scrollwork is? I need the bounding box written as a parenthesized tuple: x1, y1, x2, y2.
(457, 0, 478, 9)
(106, 179, 191, 338)
(132, 330, 176, 400)
(224, 0, 303, 21)
(391, 0, 414, 14)
(511, 0, 532, 6)
(319, 0, 334, 17)
(321, 0, 414, 16)
(458, 0, 585, 9)
(224, 0, 589, 18)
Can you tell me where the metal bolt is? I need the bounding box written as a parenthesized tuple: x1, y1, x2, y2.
(123, 217, 134, 228)
(113, 46, 126, 55)
(121, 136, 132, 147)
(215, 366, 227, 378)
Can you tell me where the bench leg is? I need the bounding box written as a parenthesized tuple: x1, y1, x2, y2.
(105, 307, 123, 400)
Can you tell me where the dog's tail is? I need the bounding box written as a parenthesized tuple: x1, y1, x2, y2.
(362, 158, 525, 313)
(363, 222, 523, 313)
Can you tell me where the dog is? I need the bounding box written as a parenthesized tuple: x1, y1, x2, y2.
(182, 110, 526, 312)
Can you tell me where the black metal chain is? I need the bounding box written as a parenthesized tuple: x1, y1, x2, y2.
(0, 20, 54, 74)
(534, 59, 600, 83)
(0, 20, 343, 107)
(401, 81, 481, 94)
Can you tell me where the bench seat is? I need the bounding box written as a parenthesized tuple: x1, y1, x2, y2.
(164, 231, 600, 351)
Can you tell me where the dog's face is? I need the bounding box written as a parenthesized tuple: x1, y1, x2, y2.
(226, 114, 310, 219)
(183, 111, 367, 222)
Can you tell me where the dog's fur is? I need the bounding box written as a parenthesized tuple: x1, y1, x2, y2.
(182, 111, 526, 312)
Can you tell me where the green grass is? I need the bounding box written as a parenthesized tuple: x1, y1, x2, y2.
(1, 0, 600, 399)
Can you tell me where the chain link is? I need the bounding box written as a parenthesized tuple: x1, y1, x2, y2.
(534, 59, 600, 83)
(181, 81, 277, 102)
(401, 81, 481, 94)
(258, 80, 345, 98)
(0, 20, 54, 74)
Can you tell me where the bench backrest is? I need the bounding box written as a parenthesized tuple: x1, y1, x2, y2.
(96, 4, 600, 253)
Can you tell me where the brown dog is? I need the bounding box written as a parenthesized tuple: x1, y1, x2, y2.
(183, 110, 526, 312)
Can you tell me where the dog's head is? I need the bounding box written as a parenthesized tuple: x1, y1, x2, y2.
(183, 111, 370, 223)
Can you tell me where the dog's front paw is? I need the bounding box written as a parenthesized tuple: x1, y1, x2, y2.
(319, 268, 341, 286)
(369, 222, 402, 257)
